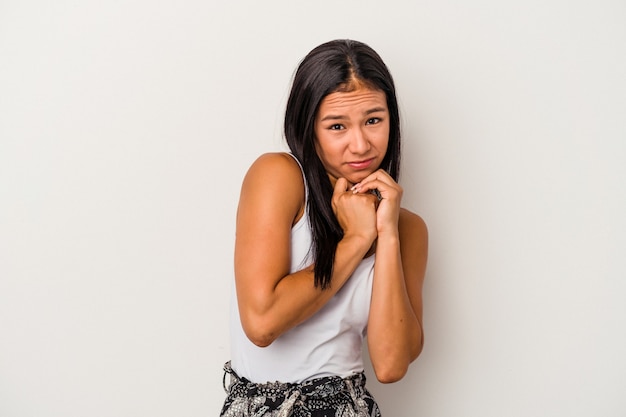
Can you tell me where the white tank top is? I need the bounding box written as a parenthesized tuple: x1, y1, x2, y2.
(229, 155, 375, 383)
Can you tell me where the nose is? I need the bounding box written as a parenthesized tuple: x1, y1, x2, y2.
(348, 127, 370, 154)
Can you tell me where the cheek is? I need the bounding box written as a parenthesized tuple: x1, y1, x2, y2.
(315, 133, 339, 159)
(319, 141, 344, 163)
(377, 127, 391, 152)
(380, 136, 390, 153)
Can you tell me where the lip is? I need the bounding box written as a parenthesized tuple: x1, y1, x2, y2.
(346, 157, 375, 170)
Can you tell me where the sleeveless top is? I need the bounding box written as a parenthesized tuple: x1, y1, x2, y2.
(229, 154, 376, 383)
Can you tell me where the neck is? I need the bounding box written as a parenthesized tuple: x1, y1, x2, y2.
(327, 173, 356, 189)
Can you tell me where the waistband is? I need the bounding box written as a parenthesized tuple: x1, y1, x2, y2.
(222, 361, 368, 399)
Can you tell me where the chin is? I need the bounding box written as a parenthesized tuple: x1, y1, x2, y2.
(346, 173, 370, 185)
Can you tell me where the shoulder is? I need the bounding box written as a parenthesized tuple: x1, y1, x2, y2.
(245, 152, 303, 183)
(398, 208, 428, 254)
(399, 208, 427, 235)
(240, 152, 305, 224)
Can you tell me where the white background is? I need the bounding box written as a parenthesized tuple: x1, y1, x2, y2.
(1, 1, 625, 416)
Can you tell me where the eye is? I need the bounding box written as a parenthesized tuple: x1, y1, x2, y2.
(366, 117, 381, 125)
(329, 124, 344, 130)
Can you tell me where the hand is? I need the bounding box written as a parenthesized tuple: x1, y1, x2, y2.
(332, 177, 378, 245)
(351, 170, 402, 236)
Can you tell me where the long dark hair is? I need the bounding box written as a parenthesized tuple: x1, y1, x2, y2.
(284, 39, 401, 289)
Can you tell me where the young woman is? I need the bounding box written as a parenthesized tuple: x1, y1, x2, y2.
(220, 39, 428, 417)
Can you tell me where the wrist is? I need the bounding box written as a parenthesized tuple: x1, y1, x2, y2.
(340, 231, 376, 253)
(375, 229, 400, 245)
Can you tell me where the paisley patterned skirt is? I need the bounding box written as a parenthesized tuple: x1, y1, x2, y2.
(220, 361, 382, 417)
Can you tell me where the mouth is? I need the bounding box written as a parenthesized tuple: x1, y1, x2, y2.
(346, 157, 375, 170)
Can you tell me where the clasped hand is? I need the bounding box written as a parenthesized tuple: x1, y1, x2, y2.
(331, 169, 403, 244)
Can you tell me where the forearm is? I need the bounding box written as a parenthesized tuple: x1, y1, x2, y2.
(367, 233, 423, 382)
(239, 234, 372, 347)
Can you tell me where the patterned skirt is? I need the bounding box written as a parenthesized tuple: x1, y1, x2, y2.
(220, 361, 382, 417)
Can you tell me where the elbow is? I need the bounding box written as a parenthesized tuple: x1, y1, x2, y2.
(372, 333, 424, 383)
(372, 340, 423, 383)
(373, 363, 408, 384)
(246, 332, 275, 348)
(371, 353, 410, 383)
(410, 338, 425, 362)
(241, 314, 278, 348)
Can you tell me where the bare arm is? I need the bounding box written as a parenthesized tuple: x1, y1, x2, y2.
(353, 171, 429, 383)
(235, 153, 377, 347)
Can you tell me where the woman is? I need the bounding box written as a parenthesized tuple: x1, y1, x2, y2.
(221, 39, 428, 417)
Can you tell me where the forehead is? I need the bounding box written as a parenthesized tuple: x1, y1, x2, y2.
(318, 87, 387, 115)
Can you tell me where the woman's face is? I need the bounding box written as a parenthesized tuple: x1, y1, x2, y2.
(314, 86, 390, 186)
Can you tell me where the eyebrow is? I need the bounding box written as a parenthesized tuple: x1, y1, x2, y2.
(319, 107, 388, 122)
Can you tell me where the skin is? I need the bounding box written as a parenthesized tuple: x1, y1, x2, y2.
(234, 85, 428, 383)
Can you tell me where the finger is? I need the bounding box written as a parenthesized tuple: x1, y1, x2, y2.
(354, 176, 402, 203)
(331, 178, 348, 210)
(356, 169, 394, 189)
(333, 177, 349, 197)
(361, 189, 382, 209)
(353, 177, 396, 196)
